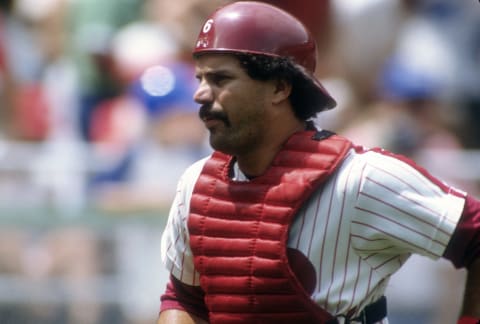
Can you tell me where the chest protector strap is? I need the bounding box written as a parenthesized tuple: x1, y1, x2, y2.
(188, 130, 352, 324)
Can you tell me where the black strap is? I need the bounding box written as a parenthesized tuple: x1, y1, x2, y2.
(311, 129, 336, 141)
(348, 296, 387, 324)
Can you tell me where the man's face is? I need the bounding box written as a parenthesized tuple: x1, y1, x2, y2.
(194, 54, 276, 156)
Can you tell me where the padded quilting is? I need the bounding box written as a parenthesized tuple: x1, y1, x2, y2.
(188, 130, 352, 324)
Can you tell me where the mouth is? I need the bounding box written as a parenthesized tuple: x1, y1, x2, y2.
(199, 105, 229, 128)
(202, 116, 224, 129)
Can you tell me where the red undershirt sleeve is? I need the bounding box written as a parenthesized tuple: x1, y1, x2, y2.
(443, 195, 480, 269)
(160, 275, 209, 321)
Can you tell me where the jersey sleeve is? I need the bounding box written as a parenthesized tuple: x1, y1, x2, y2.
(349, 149, 466, 260)
(443, 194, 480, 268)
(160, 275, 208, 320)
(160, 157, 208, 286)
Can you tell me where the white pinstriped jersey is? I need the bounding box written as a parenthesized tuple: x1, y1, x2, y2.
(160, 147, 465, 322)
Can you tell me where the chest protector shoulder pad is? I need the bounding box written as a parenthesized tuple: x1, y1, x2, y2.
(188, 130, 352, 324)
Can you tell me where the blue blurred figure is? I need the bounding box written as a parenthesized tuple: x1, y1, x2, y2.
(89, 61, 210, 212)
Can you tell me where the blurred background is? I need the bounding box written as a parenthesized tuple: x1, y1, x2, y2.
(0, 0, 478, 323)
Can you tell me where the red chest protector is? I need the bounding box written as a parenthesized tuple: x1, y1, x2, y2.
(188, 130, 352, 324)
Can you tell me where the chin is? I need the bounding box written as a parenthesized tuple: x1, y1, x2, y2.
(209, 138, 235, 155)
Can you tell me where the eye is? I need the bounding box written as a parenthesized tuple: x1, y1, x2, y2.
(209, 73, 231, 86)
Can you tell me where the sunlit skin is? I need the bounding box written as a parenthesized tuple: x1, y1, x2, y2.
(158, 310, 208, 324)
(194, 53, 306, 177)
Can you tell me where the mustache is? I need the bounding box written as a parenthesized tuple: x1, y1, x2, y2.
(198, 104, 230, 125)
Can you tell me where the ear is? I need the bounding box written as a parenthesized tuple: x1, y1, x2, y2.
(271, 79, 292, 104)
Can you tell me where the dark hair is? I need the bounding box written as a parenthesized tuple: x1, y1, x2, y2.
(233, 53, 331, 120)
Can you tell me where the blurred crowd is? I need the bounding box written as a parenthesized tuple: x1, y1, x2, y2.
(0, 0, 479, 323)
(1, 0, 479, 212)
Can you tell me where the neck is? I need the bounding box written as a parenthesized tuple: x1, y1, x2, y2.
(235, 120, 306, 177)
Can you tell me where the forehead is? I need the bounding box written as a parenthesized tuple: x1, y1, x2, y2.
(194, 53, 243, 73)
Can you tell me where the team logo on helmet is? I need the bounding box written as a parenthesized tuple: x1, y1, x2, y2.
(196, 19, 214, 49)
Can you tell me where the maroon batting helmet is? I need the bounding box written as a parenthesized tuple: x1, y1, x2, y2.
(193, 1, 336, 110)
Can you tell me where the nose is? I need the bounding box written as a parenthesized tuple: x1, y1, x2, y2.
(194, 81, 213, 104)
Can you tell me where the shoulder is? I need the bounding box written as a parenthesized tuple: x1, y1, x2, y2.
(334, 145, 466, 203)
(181, 155, 211, 182)
(340, 145, 434, 180)
(174, 155, 211, 202)
(352, 146, 464, 195)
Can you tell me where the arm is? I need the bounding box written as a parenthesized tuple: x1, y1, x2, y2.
(461, 257, 480, 317)
(158, 160, 209, 322)
(158, 309, 208, 324)
(158, 275, 209, 324)
(443, 195, 480, 320)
